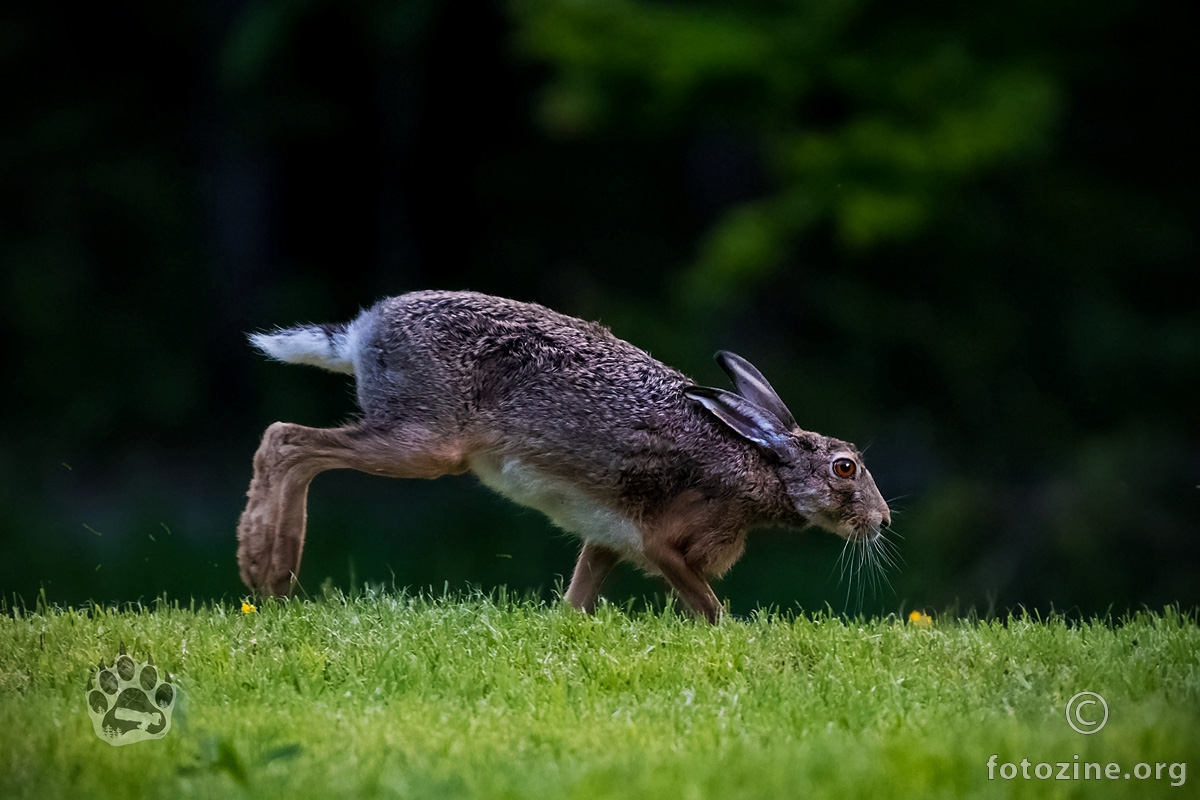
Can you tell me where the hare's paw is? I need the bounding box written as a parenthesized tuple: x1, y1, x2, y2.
(86, 646, 177, 746)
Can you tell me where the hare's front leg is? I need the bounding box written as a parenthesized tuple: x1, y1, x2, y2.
(237, 421, 467, 596)
(639, 493, 730, 623)
(642, 540, 723, 623)
(564, 542, 621, 613)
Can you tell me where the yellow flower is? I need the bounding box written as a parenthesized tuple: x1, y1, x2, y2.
(241, 601, 257, 614)
(908, 610, 932, 626)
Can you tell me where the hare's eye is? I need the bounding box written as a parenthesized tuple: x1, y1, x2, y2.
(832, 458, 856, 479)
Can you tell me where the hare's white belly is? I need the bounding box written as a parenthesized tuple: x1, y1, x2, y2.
(469, 456, 645, 560)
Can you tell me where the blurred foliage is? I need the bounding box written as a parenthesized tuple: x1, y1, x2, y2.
(512, 0, 1061, 302)
(0, 0, 1195, 616)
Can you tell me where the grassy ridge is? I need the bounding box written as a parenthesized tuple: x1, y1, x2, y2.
(2, 594, 1197, 799)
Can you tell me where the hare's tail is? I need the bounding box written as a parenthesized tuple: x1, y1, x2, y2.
(248, 319, 363, 375)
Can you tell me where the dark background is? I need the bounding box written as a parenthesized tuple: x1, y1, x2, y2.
(2, 0, 1196, 617)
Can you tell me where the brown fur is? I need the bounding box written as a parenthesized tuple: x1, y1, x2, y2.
(240, 291, 891, 622)
(563, 543, 621, 613)
(636, 491, 748, 622)
(237, 421, 468, 596)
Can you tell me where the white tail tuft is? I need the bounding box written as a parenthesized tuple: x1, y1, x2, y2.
(249, 324, 358, 375)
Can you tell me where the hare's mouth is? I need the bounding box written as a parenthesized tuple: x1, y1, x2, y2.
(836, 512, 893, 544)
(825, 516, 876, 543)
(853, 525, 884, 543)
(809, 511, 889, 546)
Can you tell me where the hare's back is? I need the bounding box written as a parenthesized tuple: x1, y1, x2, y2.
(356, 289, 722, 480)
(358, 291, 690, 417)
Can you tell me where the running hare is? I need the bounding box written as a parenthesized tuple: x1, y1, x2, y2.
(238, 291, 891, 621)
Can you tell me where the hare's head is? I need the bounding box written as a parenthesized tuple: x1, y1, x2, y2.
(686, 352, 891, 542)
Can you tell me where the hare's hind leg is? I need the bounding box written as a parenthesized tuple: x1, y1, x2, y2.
(564, 542, 620, 613)
(237, 421, 467, 597)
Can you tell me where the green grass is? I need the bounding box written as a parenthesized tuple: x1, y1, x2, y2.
(2, 594, 1197, 799)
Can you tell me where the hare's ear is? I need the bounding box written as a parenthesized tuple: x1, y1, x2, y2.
(714, 351, 798, 431)
(685, 386, 791, 456)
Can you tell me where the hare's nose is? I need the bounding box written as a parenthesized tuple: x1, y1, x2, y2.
(880, 513, 892, 530)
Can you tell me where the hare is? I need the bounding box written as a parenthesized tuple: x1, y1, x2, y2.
(238, 291, 891, 621)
